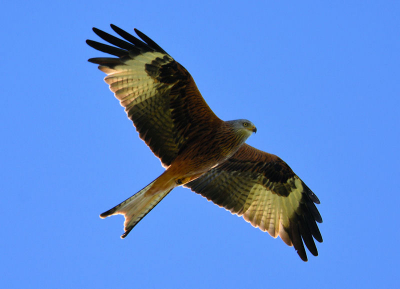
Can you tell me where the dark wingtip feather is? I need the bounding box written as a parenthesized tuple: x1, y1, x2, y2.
(298, 216, 319, 256)
(86, 39, 127, 57)
(308, 202, 323, 223)
(88, 25, 169, 61)
(302, 181, 320, 204)
(134, 28, 167, 54)
(92, 27, 135, 51)
(87, 57, 97, 63)
(305, 212, 323, 243)
(295, 239, 308, 261)
(109, 24, 151, 52)
(87, 57, 123, 67)
(288, 221, 308, 262)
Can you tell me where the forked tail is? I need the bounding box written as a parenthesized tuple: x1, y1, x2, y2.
(100, 180, 172, 238)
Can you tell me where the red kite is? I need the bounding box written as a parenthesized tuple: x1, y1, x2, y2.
(87, 25, 322, 261)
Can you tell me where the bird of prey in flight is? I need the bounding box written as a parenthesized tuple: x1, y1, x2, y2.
(86, 25, 323, 261)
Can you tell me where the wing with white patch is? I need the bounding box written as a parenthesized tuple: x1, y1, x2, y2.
(87, 25, 221, 167)
(186, 144, 323, 261)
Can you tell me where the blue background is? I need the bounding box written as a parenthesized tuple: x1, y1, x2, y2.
(2, 1, 399, 288)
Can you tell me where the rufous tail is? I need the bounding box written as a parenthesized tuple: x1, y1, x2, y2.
(100, 180, 172, 238)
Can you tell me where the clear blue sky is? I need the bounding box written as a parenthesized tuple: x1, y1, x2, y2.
(1, 1, 399, 288)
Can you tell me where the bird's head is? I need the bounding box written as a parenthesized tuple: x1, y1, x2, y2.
(228, 119, 257, 140)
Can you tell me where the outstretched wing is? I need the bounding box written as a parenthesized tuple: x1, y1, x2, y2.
(87, 25, 221, 167)
(186, 144, 322, 261)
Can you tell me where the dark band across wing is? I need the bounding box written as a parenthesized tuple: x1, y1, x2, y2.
(185, 144, 323, 261)
(87, 25, 221, 167)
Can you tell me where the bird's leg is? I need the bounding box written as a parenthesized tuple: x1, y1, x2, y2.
(174, 174, 202, 186)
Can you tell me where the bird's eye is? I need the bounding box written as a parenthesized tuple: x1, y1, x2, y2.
(243, 122, 248, 127)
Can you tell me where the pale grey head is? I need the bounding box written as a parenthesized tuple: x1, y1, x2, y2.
(226, 119, 257, 143)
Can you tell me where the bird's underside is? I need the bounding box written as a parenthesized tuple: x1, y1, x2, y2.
(87, 25, 323, 261)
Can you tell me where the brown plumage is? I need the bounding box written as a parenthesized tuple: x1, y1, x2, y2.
(87, 25, 323, 261)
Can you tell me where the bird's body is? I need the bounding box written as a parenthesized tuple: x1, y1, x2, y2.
(87, 25, 323, 261)
(101, 117, 256, 238)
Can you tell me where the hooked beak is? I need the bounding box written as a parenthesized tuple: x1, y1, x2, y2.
(252, 126, 257, 134)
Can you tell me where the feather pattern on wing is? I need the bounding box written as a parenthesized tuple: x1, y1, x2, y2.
(186, 144, 323, 261)
(86, 25, 221, 167)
